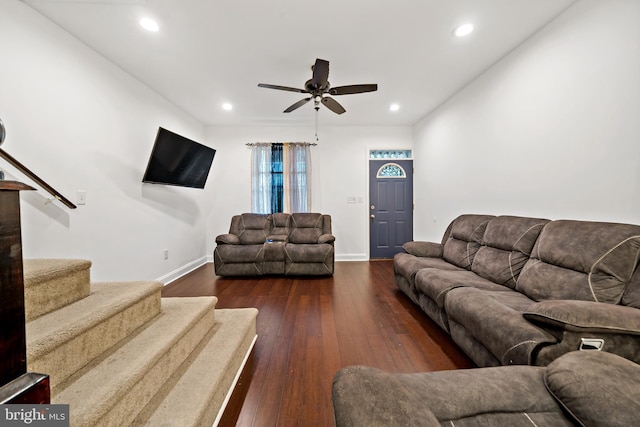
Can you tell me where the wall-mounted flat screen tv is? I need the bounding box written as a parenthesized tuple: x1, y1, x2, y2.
(142, 127, 216, 189)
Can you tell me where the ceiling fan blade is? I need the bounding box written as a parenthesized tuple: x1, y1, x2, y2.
(321, 96, 346, 115)
(329, 84, 378, 96)
(258, 83, 307, 93)
(284, 97, 312, 113)
(311, 58, 330, 90)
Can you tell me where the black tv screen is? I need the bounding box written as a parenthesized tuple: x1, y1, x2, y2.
(142, 127, 216, 189)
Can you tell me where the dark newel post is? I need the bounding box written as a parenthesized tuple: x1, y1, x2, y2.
(0, 180, 50, 404)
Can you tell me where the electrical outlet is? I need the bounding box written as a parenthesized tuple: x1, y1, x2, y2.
(163, 249, 169, 260)
(77, 190, 86, 205)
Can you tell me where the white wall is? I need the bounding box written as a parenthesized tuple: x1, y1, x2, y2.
(0, 1, 412, 282)
(0, 0, 211, 282)
(6, 0, 634, 280)
(413, 0, 640, 241)
(205, 125, 413, 261)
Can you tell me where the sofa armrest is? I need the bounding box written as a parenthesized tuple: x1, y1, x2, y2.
(318, 233, 335, 244)
(332, 366, 441, 427)
(524, 300, 640, 335)
(333, 364, 565, 427)
(215, 233, 240, 245)
(402, 241, 443, 258)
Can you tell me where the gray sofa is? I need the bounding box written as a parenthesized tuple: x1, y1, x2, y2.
(394, 214, 640, 366)
(214, 212, 335, 276)
(332, 350, 640, 427)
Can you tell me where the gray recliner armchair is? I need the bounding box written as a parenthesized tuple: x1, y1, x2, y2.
(214, 212, 335, 276)
(332, 350, 640, 427)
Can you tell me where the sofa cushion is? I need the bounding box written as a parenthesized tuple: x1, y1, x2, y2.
(517, 220, 640, 303)
(442, 214, 494, 269)
(289, 213, 324, 244)
(622, 268, 640, 309)
(285, 243, 333, 263)
(544, 351, 640, 427)
(471, 216, 549, 288)
(415, 268, 510, 308)
(271, 212, 290, 236)
(237, 213, 272, 244)
(445, 287, 556, 365)
(394, 252, 464, 290)
(214, 244, 264, 263)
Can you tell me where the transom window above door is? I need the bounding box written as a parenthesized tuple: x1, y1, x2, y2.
(369, 149, 412, 159)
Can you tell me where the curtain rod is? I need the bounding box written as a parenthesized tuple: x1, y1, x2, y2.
(245, 142, 317, 147)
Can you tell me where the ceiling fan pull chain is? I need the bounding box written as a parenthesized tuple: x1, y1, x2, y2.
(315, 109, 319, 141)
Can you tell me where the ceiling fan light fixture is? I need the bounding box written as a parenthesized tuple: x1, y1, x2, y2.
(453, 23, 474, 37)
(140, 17, 160, 32)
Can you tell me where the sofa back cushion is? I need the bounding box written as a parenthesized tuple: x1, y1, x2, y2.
(289, 213, 326, 244)
(516, 220, 640, 303)
(235, 213, 272, 244)
(442, 215, 495, 270)
(270, 213, 290, 237)
(471, 216, 549, 288)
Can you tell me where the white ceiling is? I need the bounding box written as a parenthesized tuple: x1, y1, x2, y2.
(22, 0, 577, 127)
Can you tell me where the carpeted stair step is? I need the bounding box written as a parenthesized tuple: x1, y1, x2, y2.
(23, 259, 92, 321)
(51, 297, 218, 427)
(26, 280, 162, 391)
(133, 307, 258, 427)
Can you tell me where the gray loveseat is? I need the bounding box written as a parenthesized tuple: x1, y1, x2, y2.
(394, 214, 640, 366)
(332, 350, 640, 427)
(214, 212, 335, 276)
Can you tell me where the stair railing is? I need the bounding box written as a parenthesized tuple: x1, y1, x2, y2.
(0, 118, 76, 209)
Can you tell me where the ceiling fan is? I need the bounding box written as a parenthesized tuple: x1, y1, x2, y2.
(258, 58, 378, 115)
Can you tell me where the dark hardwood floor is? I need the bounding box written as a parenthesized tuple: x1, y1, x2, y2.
(161, 260, 474, 426)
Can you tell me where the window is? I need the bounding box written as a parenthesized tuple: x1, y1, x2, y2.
(369, 149, 412, 159)
(377, 163, 406, 178)
(251, 143, 312, 214)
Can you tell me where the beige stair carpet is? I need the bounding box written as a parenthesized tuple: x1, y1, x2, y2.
(52, 297, 218, 427)
(133, 307, 258, 427)
(23, 259, 92, 321)
(27, 280, 162, 390)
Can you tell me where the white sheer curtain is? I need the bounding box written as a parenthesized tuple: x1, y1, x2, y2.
(250, 142, 312, 213)
(285, 143, 312, 213)
(251, 143, 271, 214)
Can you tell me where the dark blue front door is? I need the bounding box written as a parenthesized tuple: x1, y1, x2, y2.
(369, 159, 413, 259)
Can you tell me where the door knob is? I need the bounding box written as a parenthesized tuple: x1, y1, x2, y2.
(370, 214, 375, 219)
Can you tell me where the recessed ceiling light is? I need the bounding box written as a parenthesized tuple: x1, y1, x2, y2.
(389, 103, 400, 112)
(453, 23, 474, 37)
(222, 103, 233, 111)
(140, 17, 159, 32)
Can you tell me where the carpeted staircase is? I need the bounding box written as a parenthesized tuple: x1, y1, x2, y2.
(22, 259, 257, 426)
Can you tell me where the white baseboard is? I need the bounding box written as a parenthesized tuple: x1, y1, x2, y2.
(157, 256, 210, 285)
(335, 253, 368, 262)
